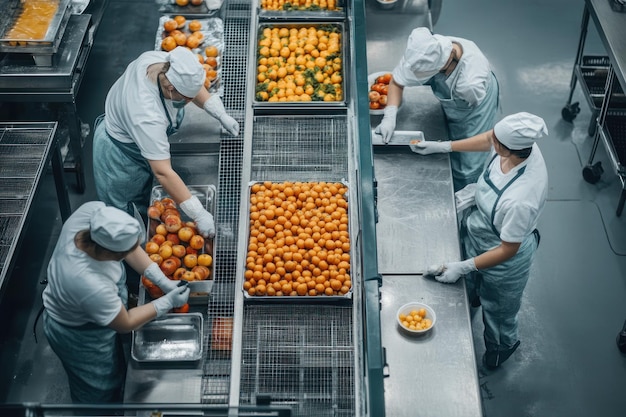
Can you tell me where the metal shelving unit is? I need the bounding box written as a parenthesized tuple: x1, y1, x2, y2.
(563, 0, 626, 216)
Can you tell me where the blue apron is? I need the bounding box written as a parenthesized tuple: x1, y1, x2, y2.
(427, 71, 499, 191)
(93, 83, 184, 217)
(463, 155, 538, 354)
(43, 270, 129, 403)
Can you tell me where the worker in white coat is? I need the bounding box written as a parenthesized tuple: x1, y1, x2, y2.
(375, 27, 499, 191)
(93, 46, 237, 238)
(413, 112, 548, 369)
(42, 202, 190, 403)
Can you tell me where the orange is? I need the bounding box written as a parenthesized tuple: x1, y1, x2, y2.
(205, 45, 219, 57)
(186, 36, 201, 49)
(173, 32, 187, 46)
(163, 19, 178, 32)
(175, 0, 189, 5)
(188, 20, 202, 32)
(161, 36, 177, 52)
(173, 15, 186, 27)
(205, 56, 218, 68)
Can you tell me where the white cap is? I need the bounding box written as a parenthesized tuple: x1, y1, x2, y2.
(90, 206, 142, 252)
(493, 112, 548, 150)
(392, 28, 452, 86)
(166, 47, 205, 98)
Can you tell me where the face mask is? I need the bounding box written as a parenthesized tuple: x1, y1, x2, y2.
(168, 89, 187, 108)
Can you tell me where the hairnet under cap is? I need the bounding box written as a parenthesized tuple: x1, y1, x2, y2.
(494, 112, 548, 150)
(90, 206, 142, 252)
(166, 47, 205, 98)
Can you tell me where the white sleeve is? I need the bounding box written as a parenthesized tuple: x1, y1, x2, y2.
(499, 201, 539, 243)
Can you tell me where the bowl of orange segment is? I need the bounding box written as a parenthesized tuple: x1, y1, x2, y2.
(397, 302, 436, 335)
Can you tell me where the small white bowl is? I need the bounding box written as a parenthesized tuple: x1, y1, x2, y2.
(377, 0, 398, 10)
(396, 302, 436, 335)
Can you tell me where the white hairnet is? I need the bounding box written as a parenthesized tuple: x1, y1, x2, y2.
(494, 112, 548, 150)
(392, 28, 452, 86)
(90, 206, 142, 252)
(166, 47, 205, 98)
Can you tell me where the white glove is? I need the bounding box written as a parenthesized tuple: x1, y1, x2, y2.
(180, 195, 215, 238)
(410, 140, 452, 155)
(203, 95, 239, 136)
(436, 258, 477, 284)
(143, 262, 178, 293)
(374, 105, 397, 144)
(455, 183, 477, 214)
(152, 285, 190, 317)
(205, 0, 223, 9)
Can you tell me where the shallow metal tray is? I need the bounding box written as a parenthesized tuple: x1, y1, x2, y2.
(131, 313, 204, 363)
(257, 0, 345, 20)
(252, 22, 347, 109)
(242, 180, 352, 302)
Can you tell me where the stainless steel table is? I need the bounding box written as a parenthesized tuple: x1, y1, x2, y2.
(366, 3, 483, 416)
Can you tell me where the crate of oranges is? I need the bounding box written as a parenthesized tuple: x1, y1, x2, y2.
(139, 185, 216, 309)
(155, 15, 224, 95)
(243, 181, 352, 300)
(254, 23, 345, 106)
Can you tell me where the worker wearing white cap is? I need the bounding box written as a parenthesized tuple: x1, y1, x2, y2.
(93, 46, 237, 241)
(42, 202, 190, 403)
(375, 27, 500, 191)
(415, 112, 548, 369)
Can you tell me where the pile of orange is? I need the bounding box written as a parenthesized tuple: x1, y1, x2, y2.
(255, 25, 343, 102)
(142, 197, 213, 300)
(260, 0, 338, 11)
(369, 72, 391, 111)
(244, 181, 351, 297)
(160, 16, 207, 52)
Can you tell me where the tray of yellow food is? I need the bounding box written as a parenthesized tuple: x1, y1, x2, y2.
(155, 15, 224, 96)
(258, 0, 345, 20)
(0, 0, 72, 54)
(253, 22, 346, 108)
(243, 180, 352, 302)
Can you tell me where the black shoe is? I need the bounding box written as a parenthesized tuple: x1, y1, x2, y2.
(483, 341, 521, 369)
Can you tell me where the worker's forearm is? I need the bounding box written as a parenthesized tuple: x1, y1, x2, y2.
(450, 130, 493, 152)
(125, 247, 153, 275)
(386, 79, 404, 108)
(109, 304, 157, 333)
(473, 240, 520, 270)
(149, 160, 192, 204)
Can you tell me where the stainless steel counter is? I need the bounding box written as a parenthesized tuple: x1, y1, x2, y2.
(366, 3, 483, 417)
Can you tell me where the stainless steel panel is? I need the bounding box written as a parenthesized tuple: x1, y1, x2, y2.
(374, 142, 460, 274)
(380, 275, 482, 417)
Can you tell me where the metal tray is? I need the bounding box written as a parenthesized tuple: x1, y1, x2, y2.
(144, 185, 216, 303)
(155, 16, 224, 97)
(131, 313, 204, 363)
(253, 22, 347, 109)
(371, 130, 424, 146)
(257, 0, 345, 20)
(0, 0, 71, 55)
(139, 279, 214, 306)
(157, 0, 221, 16)
(242, 180, 352, 302)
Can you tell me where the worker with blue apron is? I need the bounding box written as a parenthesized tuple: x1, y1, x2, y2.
(375, 27, 500, 191)
(413, 112, 549, 369)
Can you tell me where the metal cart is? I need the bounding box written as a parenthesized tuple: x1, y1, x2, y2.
(562, 0, 626, 216)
